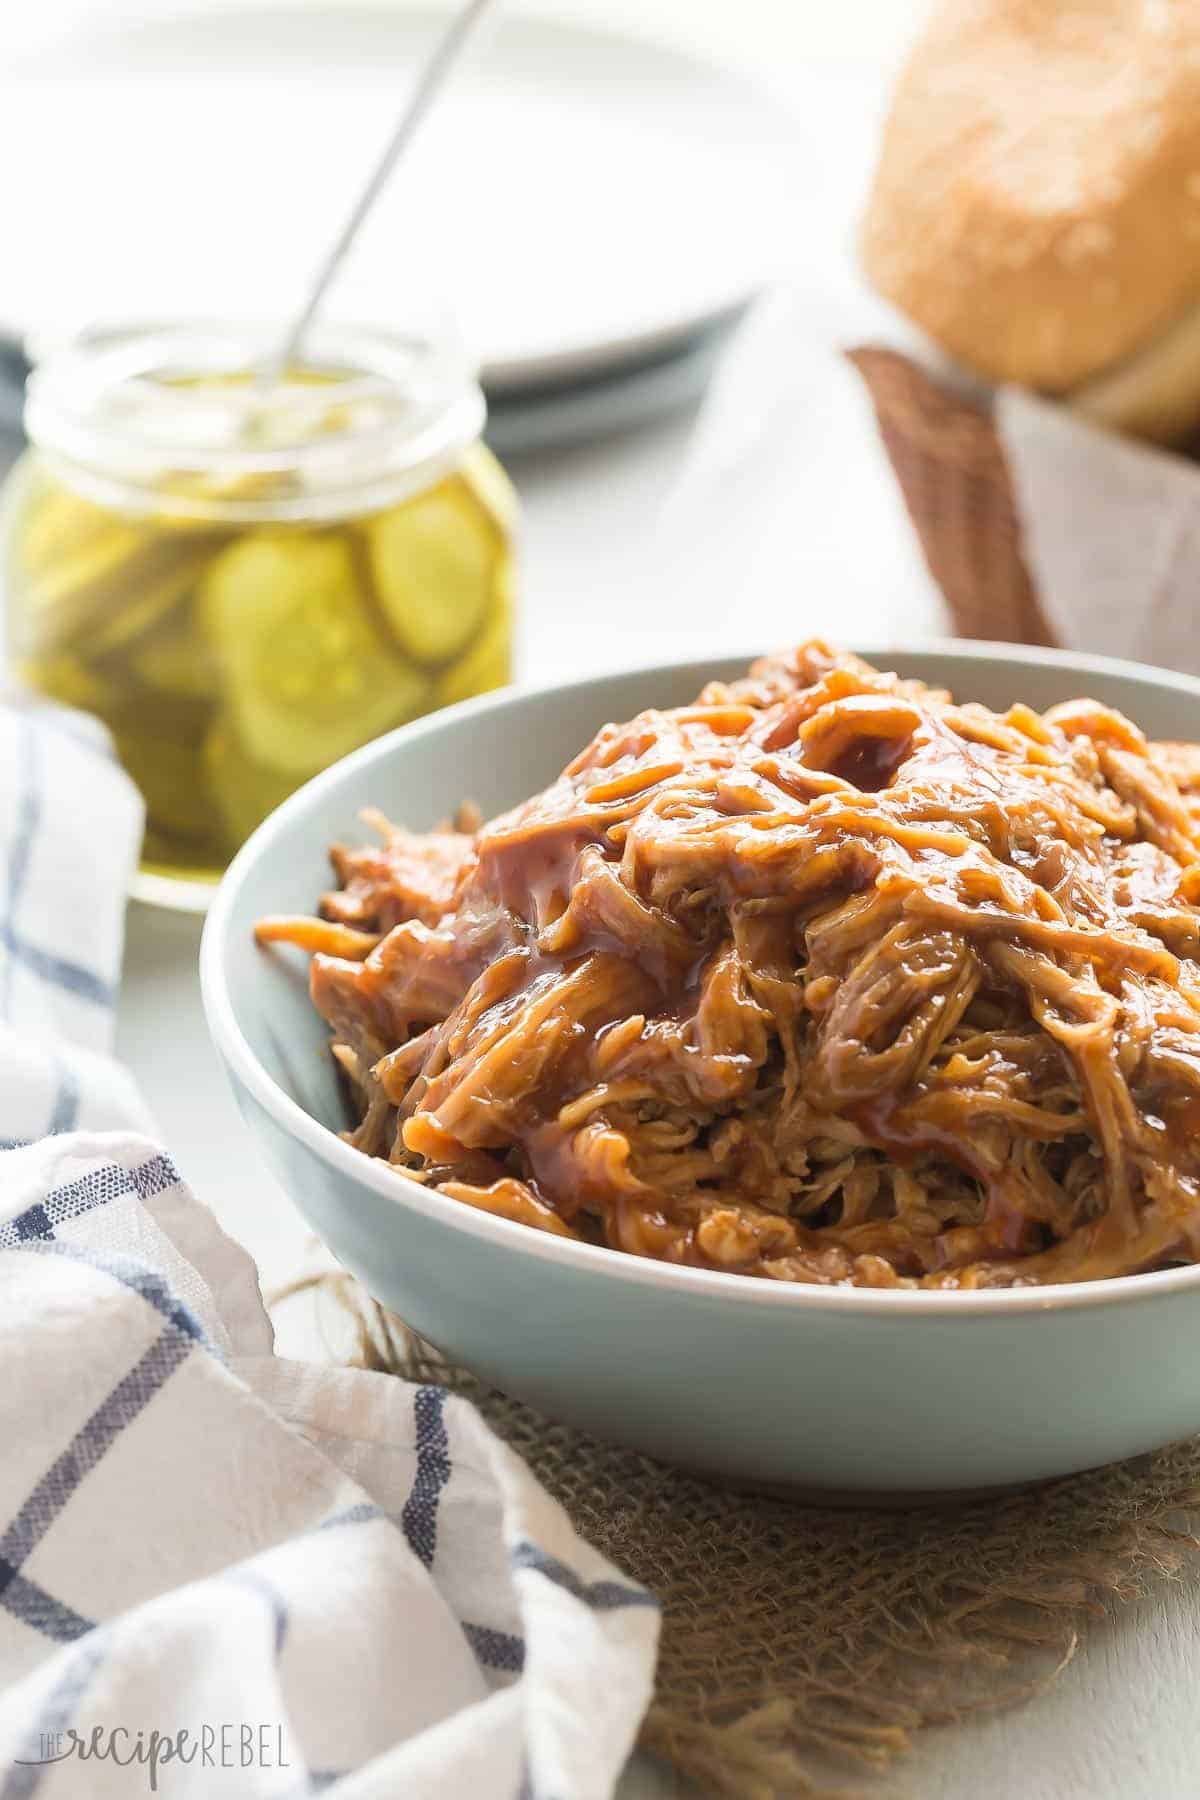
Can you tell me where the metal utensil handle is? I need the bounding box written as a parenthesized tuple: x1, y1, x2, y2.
(263, 0, 495, 383)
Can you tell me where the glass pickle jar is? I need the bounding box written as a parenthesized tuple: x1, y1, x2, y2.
(1, 320, 516, 908)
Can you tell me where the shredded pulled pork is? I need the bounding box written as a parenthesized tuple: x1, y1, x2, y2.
(257, 643, 1200, 1289)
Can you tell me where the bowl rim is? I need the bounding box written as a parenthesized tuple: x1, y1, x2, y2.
(201, 636, 1200, 1320)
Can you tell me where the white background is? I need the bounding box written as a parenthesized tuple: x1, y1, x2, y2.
(7, 0, 923, 76)
(7, 3, 1196, 1795)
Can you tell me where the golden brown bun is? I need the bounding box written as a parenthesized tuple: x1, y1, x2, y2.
(861, 0, 1200, 407)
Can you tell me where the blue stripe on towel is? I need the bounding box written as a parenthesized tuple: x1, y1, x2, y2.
(0, 1572, 94, 1643)
(0, 929, 115, 1010)
(400, 1386, 451, 1570)
(511, 1541, 658, 1612)
(0, 1230, 210, 1648)
(9, 1240, 214, 1353)
(226, 1568, 290, 1658)
(0, 1153, 180, 1250)
(0, 1324, 194, 1581)
(317, 1501, 383, 1532)
(1, 720, 39, 1022)
(0, 720, 114, 1014)
(462, 1621, 526, 1674)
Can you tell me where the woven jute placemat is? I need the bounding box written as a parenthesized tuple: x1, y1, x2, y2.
(285, 1269, 1200, 1799)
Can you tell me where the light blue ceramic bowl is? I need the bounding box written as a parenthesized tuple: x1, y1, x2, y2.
(201, 643, 1200, 1496)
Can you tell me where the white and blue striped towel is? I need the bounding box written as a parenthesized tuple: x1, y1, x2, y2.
(0, 698, 658, 1798)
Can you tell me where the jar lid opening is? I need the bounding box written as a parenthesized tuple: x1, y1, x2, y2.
(24, 318, 487, 522)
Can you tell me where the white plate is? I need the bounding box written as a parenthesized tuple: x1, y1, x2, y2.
(0, 6, 803, 392)
(485, 316, 737, 454)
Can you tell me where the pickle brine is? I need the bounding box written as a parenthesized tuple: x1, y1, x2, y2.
(4, 439, 515, 887)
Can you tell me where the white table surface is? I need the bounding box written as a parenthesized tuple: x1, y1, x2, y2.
(75, 2, 1200, 1792)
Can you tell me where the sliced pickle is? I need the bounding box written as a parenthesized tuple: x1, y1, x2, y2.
(17, 479, 117, 577)
(458, 441, 519, 534)
(4, 429, 518, 890)
(16, 519, 216, 660)
(19, 653, 126, 720)
(434, 581, 513, 708)
(199, 530, 430, 776)
(203, 717, 298, 849)
(362, 477, 496, 666)
(86, 541, 218, 660)
(112, 728, 215, 843)
(18, 517, 151, 641)
(31, 635, 214, 744)
(128, 596, 220, 702)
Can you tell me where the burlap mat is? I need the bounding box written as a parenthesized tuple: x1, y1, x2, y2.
(278, 1267, 1200, 1799)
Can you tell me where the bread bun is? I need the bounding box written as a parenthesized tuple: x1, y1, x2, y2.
(1069, 297, 1200, 444)
(861, 1, 1200, 424)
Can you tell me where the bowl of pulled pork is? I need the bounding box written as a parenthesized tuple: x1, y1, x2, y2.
(202, 640, 1200, 1494)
